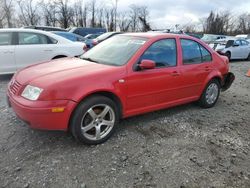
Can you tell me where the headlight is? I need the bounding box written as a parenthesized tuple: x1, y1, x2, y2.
(21, 85, 43, 101)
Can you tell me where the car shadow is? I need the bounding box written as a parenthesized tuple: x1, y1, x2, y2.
(11, 102, 199, 148)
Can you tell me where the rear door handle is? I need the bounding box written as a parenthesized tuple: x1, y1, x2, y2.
(44, 49, 52, 52)
(171, 71, 180, 76)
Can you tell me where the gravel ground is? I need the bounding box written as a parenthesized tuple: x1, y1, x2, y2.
(0, 61, 250, 188)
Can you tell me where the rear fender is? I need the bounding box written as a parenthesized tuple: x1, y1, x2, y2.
(199, 70, 223, 96)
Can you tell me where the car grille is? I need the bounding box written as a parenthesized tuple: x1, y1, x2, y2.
(9, 80, 22, 95)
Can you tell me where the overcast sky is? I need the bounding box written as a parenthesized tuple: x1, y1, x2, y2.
(116, 0, 250, 30)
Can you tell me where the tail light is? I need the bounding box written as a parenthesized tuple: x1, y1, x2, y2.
(92, 39, 98, 46)
(83, 44, 88, 52)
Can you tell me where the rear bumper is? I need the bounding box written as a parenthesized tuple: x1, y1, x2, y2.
(221, 72, 235, 91)
(7, 92, 77, 131)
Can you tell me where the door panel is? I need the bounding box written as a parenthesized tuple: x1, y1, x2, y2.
(0, 32, 16, 74)
(15, 44, 54, 70)
(126, 67, 182, 111)
(180, 39, 213, 97)
(179, 62, 212, 98)
(0, 45, 16, 74)
(15, 32, 54, 71)
(126, 38, 183, 112)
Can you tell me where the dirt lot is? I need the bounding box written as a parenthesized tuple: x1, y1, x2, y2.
(0, 61, 250, 188)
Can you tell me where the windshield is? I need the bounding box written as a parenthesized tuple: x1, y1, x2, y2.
(81, 35, 147, 66)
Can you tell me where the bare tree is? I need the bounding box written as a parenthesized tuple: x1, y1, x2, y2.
(138, 6, 151, 31)
(203, 11, 232, 34)
(182, 24, 197, 33)
(72, 0, 88, 27)
(3, 0, 14, 27)
(40, 0, 57, 27)
(96, 7, 104, 28)
(17, 0, 40, 26)
(89, 0, 96, 27)
(0, 0, 5, 27)
(54, 0, 74, 28)
(237, 13, 250, 34)
(129, 4, 139, 32)
(104, 7, 115, 31)
(117, 12, 131, 32)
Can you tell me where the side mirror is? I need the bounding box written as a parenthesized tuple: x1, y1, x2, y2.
(139, 59, 156, 70)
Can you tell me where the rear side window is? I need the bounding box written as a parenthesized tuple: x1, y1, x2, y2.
(234, 40, 241, 46)
(241, 40, 249, 46)
(0, 32, 12, 45)
(200, 45, 212, 62)
(140, 39, 177, 67)
(18, 32, 50, 45)
(181, 39, 212, 64)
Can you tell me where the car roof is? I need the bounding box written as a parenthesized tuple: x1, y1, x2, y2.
(0, 28, 74, 43)
(121, 32, 186, 39)
(53, 31, 85, 38)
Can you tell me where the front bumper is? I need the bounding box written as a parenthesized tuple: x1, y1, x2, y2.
(7, 91, 77, 131)
(221, 72, 235, 91)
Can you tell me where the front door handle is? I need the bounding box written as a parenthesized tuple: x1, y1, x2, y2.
(171, 71, 180, 76)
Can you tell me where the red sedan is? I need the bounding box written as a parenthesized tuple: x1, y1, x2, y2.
(7, 33, 235, 144)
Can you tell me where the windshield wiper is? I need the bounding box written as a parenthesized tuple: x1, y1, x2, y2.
(81, 57, 99, 63)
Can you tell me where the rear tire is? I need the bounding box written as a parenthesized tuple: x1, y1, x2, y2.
(198, 79, 220, 108)
(70, 95, 119, 145)
(225, 52, 231, 61)
(246, 53, 250, 61)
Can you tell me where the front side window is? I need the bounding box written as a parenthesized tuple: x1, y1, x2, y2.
(81, 35, 147, 66)
(0, 32, 12, 45)
(139, 39, 177, 67)
(18, 32, 49, 45)
(181, 39, 212, 64)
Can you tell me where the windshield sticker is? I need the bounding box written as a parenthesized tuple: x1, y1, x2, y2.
(127, 40, 146, 45)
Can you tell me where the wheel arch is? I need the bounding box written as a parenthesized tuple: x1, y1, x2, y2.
(68, 90, 124, 130)
(199, 71, 223, 97)
(52, 55, 68, 59)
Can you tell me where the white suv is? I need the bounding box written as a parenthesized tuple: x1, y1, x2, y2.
(0, 29, 86, 75)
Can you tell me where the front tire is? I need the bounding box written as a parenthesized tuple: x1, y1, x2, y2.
(70, 95, 119, 144)
(198, 79, 220, 108)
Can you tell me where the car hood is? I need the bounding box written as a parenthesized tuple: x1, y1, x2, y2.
(15, 57, 121, 86)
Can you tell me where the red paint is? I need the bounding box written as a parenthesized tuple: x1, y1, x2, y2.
(7, 33, 231, 131)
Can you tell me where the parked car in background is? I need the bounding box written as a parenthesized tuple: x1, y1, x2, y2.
(69, 27, 106, 37)
(201, 34, 226, 44)
(7, 33, 234, 144)
(92, 32, 121, 46)
(235, 34, 250, 40)
(53, 31, 91, 50)
(0, 29, 86, 75)
(23, 26, 67, 32)
(84, 33, 102, 39)
(210, 38, 250, 60)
